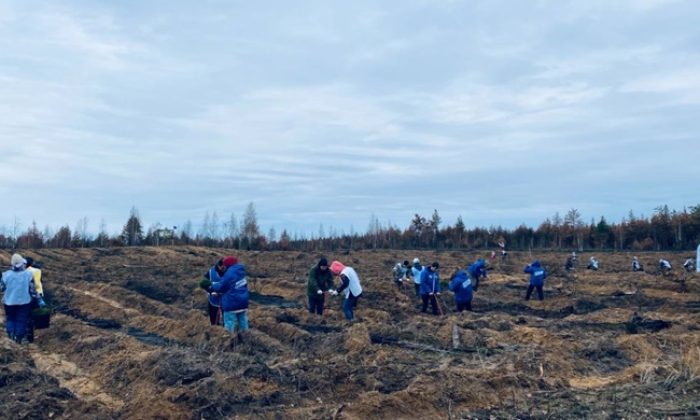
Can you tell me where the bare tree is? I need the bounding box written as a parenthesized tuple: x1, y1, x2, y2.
(241, 202, 260, 249)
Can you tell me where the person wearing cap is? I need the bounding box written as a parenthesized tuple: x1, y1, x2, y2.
(24, 257, 45, 343)
(328, 261, 363, 321)
(632, 256, 643, 272)
(683, 258, 695, 272)
(524, 260, 547, 301)
(419, 262, 441, 315)
(410, 258, 423, 297)
(307, 257, 334, 316)
(1, 253, 37, 343)
(658, 259, 672, 274)
(467, 259, 488, 292)
(203, 258, 226, 326)
(392, 260, 411, 290)
(448, 268, 473, 312)
(210, 256, 249, 340)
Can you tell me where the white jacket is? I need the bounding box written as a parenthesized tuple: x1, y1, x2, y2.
(340, 267, 363, 298)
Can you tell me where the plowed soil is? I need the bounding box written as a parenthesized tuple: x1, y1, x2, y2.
(2, 247, 699, 419)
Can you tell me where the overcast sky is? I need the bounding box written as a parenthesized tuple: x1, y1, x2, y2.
(1, 0, 698, 238)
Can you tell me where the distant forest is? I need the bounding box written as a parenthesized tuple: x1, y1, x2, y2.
(4, 204, 700, 252)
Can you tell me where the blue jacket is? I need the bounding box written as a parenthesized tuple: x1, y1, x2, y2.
(448, 270, 473, 303)
(419, 268, 440, 295)
(468, 259, 488, 279)
(211, 263, 249, 311)
(524, 261, 547, 286)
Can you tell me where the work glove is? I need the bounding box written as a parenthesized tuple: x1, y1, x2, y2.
(38, 297, 46, 307)
(317, 289, 323, 295)
(328, 290, 338, 296)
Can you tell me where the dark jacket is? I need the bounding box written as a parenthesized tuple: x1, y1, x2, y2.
(307, 263, 334, 296)
(211, 263, 249, 311)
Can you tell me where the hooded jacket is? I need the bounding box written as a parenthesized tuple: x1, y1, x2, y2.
(419, 268, 440, 295)
(468, 259, 488, 279)
(333, 264, 362, 299)
(307, 259, 334, 296)
(411, 263, 423, 284)
(448, 270, 473, 303)
(524, 261, 547, 286)
(1, 268, 36, 305)
(211, 263, 249, 311)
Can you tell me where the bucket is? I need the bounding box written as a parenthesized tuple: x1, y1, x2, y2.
(31, 309, 51, 329)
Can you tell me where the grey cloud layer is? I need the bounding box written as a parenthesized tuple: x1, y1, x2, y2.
(0, 0, 698, 235)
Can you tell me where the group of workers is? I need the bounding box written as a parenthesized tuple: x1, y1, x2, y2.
(390, 256, 546, 315)
(1, 253, 45, 344)
(204, 256, 365, 339)
(565, 252, 696, 274)
(4, 248, 693, 344)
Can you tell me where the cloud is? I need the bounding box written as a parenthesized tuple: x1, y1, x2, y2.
(621, 67, 700, 104)
(431, 83, 607, 125)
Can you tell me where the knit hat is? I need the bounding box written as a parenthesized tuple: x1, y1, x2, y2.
(25, 257, 34, 267)
(431, 261, 440, 269)
(330, 260, 345, 275)
(413, 257, 420, 264)
(11, 253, 26, 268)
(222, 256, 238, 267)
(318, 257, 329, 267)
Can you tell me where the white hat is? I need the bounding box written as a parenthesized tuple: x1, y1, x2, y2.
(11, 253, 26, 268)
(412, 257, 420, 264)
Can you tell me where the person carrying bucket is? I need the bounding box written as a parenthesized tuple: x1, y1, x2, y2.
(1, 253, 37, 344)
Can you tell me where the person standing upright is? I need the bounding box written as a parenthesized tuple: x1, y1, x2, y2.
(1, 254, 37, 344)
(307, 257, 334, 316)
(524, 260, 547, 301)
(410, 258, 423, 297)
(419, 262, 441, 315)
(24, 257, 45, 343)
(204, 258, 226, 326)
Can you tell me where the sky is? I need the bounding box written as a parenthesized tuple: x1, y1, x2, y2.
(0, 0, 699, 239)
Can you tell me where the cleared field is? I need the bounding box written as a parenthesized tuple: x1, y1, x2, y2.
(2, 247, 699, 419)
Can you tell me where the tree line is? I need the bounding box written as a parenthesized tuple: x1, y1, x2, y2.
(1, 203, 699, 252)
